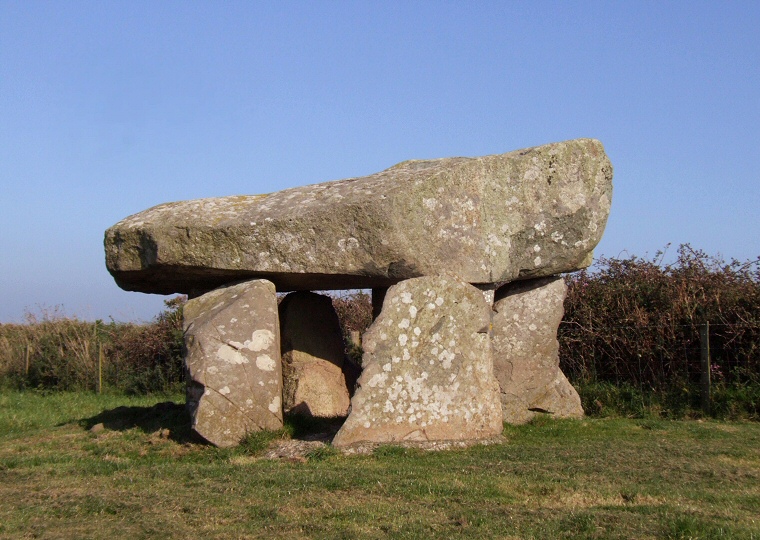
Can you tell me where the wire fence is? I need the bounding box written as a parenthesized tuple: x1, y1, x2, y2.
(558, 320, 760, 413)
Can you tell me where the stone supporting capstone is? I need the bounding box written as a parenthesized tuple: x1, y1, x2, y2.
(278, 291, 350, 418)
(491, 276, 583, 423)
(183, 279, 283, 447)
(332, 275, 503, 447)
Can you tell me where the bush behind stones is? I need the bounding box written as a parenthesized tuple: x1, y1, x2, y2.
(561, 244, 760, 419)
(0, 298, 186, 394)
(1, 247, 758, 420)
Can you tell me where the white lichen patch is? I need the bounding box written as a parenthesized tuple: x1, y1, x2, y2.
(268, 395, 281, 414)
(217, 344, 250, 365)
(438, 349, 456, 369)
(338, 237, 360, 251)
(487, 233, 504, 247)
(255, 354, 276, 371)
(249, 329, 275, 351)
(367, 372, 389, 388)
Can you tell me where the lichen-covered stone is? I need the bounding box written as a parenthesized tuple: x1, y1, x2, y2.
(184, 279, 282, 447)
(279, 291, 350, 418)
(492, 276, 583, 423)
(332, 275, 503, 447)
(105, 139, 613, 295)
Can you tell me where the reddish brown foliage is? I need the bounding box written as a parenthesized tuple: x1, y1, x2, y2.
(560, 245, 760, 389)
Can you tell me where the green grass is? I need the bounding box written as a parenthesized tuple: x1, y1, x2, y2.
(1, 391, 759, 539)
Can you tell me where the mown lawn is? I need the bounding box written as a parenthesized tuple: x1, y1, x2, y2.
(0, 390, 758, 539)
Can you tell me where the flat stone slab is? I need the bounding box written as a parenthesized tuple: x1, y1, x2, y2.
(184, 279, 283, 446)
(105, 138, 612, 295)
(332, 275, 503, 447)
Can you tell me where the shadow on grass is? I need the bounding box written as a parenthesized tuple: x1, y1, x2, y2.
(77, 402, 349, 453)
(80, 401, 203, 444)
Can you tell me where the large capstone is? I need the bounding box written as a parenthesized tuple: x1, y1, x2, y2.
(332, 275, 503, 447)
(105, 138, 612, 295)
(278, 291, 351, 418)
(491, 276, 583, 423)
(184, 279, 283, 447)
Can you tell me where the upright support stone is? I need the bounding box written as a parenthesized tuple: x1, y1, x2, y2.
(333, 275, 503, 447)
(279, 291, 350, 418)
(184, 279, 282, 447)
(492, 276, 583, 423)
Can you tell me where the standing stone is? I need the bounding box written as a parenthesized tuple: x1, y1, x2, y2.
(184, 279, 282, 447)
(492, 276, 583, 423)
(279, 292, 350, 418)
(332, 275, 503, 447)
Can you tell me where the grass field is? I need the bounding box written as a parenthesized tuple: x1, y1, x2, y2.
(1, 391, 759, 539)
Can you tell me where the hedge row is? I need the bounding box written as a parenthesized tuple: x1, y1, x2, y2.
(1, 245, 757, 418)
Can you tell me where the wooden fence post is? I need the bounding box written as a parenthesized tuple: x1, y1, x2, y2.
(24, 343, 31, 376)
(700, 322, 711, 414)
(97, 342, 103, 394)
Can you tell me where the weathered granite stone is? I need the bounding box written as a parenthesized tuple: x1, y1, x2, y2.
(184, 279, 282, 446)
(332, 275, 503, 447)
(105, 139, 613, 295)
(492, 276, 583, 423)
(279, 291, 350, 418)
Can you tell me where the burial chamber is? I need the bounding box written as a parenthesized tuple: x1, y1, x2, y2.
(104, 138, 612, 447)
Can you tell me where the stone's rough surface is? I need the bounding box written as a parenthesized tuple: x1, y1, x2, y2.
(332, 275, 503, 447)
(278, 292, 350, 418)
(491, 276, 583, 423)
(105, 139, 613, 295)
(184, 279, 283, 447)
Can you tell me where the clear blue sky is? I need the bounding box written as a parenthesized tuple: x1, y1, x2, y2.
(1, 1, 758, 323)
